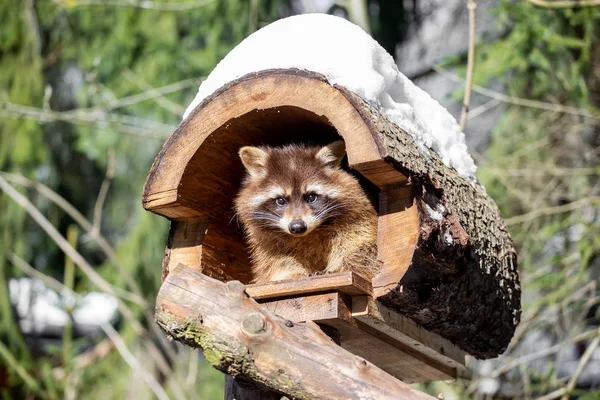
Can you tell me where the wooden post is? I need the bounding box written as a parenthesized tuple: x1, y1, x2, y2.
(224, 376, 282, 400)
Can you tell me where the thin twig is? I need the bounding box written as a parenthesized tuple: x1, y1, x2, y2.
(23, 0, 42, 58)
(0, 106, 170, 140)
(0, 171, 144, 301)
(91, 149, 116, 237)
(492, 327, 600, 377)
(467, 98, 502, 120)
(1, 172, 184, 388)
(0, 76, 202, 138)
(0, 341, 40, 392)
(54, 0, 216, 11)
(249, 0, 259, 34)
(348, 0, 372, 33)
(536, 388, 567, 400)
(121, 69, 187, 115)
(525, 0, 600, 8)
(0, 175, 145, 310)
(505, 196, 600, 225)
(460, 0, 478, 131)
(53, 339, 115, 381)
(185, 350, 198, 389)
(102, 323, 171, 400)
(433, 65, 600, 119)
(560, 335, 600, 400)
(8, 252, 170, 400)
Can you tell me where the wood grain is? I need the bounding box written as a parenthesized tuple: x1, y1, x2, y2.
(156, 264, 435, 399)
(373, 186, 420, 298)
(246, 271, 372, 300)
(256, 291, 456, 383)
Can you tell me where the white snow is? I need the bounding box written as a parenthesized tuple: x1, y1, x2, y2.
(183, 14, 477, 180)
(425, 204, 444, 221)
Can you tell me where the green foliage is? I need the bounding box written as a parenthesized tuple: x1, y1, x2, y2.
(430, 2, 600, 399)
(1, 0, 280, 398)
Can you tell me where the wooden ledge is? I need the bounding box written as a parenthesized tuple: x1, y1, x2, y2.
(245, 271, 372, 300)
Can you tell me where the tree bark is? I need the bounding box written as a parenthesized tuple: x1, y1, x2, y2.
(337, 87, 521, 358)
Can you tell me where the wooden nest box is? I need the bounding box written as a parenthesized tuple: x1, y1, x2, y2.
(143, 70, 521, 384)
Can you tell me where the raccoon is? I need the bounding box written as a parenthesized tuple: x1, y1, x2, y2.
(234, 140, 379, 284)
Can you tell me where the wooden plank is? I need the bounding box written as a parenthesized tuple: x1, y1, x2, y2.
(350, 159, 407, 189)
(156, 264, 436, 399)
(255, 289, 454, 383)
(352, 297, 465, 370)
(260, 292, 344, 323)
(164, 219, 209, 277)
(246, 271, 372, 300)
(315, 294, 454, 383)
(372, 186, 419, 298)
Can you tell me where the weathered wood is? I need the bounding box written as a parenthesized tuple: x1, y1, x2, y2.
(156, 264, 435, 399)
(246, 271, 372, 300)
(143, 68, 520, 358)
(251, 286, 464, 382)
(162, 218, 209, 281)
(373, 186, 419, 298)
(351, 297, 465, 370)
(257, 291, 456, 383)
(259, 292, 343, 323)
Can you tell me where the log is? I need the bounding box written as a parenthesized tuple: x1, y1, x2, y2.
(143, 69, 520, 359)
(155, 264, 435, 400)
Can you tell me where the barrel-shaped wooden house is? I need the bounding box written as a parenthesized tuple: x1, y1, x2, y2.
(144, 69, 521, 383)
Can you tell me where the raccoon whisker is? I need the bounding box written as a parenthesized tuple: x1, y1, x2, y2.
(315, 203, 348, 220)
(229, 211, 239, 226)
(248, 212, 281, 227)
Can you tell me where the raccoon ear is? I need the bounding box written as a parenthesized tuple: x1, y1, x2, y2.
(316, 140, 346, 168)
(239, 146, 268, 178)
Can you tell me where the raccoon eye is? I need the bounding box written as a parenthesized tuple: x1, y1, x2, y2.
(306, 193, 318, 203)
(275, 197, 287, 206)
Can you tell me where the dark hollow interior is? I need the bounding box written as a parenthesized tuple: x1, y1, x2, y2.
(177, 106, 380, 283)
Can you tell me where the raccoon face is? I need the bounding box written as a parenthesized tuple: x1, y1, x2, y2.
(237, 141, 350, 237)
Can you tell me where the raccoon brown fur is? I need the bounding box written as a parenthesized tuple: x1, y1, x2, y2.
(234, 140, 379, 284)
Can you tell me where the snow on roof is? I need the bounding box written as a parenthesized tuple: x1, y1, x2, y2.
(183, 13, 477, 180)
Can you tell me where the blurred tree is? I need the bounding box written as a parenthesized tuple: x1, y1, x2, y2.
(0, 0, 281, 398)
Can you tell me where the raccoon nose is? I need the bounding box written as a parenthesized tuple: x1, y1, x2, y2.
(289, 220, 307, 235)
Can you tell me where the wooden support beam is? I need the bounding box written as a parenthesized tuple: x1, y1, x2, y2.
(156, 264, 435, 400)
(255, 291, 460, 383)
(246, 271, 372, 300)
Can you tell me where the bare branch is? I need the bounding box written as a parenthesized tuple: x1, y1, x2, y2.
(0, 341, 40, 392)
(433, 65, 600, 119)
(8, 252, 171, 400)
(492, 327, 600, 377)
(0, 76, 202, 139)
(525, 0, 600, 8)
(0, 171, 144, 301)
(102, 323, 171, 400)
(54, 0, 216, 11)
(561, 335, 600, 400)
(121, 69, 187, 115)
(0, 175, 146, 309)
(91, 149, 116, 237)
(459, 0, 477, 130)
(505, 196, 600, 226)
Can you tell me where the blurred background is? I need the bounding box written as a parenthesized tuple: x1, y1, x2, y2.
(0, 0, 599, 399)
